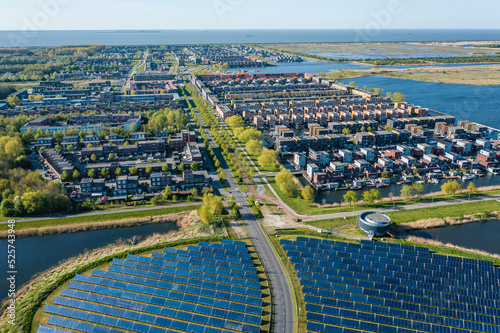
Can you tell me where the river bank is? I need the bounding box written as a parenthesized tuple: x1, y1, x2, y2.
(391, 211, 500, 233)
(0, 209, 198, 239)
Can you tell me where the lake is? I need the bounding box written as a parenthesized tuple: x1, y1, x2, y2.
(299, 174, 500, 205)
(0, 222, 178, 302)
(343, 76, 500, 130)
(409, 220, 500, 256)
(2, 29, 500, 47)
(233, 59, 372, 74)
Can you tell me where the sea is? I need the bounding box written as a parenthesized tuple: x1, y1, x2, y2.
(1, 29, 500, 47)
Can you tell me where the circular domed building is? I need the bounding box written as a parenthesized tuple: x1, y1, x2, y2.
(358, 211, 391, 237)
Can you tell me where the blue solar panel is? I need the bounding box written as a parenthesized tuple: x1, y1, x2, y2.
(283, 237, 500, 333)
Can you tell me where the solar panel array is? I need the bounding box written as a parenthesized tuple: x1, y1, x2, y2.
(38, 239, 265, 333)
(281, 237, 500, 333)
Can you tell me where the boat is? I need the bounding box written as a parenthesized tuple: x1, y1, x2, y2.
(488, 167, 500, 175)
(350, 186, 362, 190)
(462, 174, 474, 181)
(376, 183, 388, 188)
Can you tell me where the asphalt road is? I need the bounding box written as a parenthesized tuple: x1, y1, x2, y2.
(191, 94, 295, 332)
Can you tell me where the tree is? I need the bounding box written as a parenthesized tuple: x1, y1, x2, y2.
(258, 150, 277, 170)
(214, 159, 221, 168)
(392, 92, 407, 103)
(162, 164, 169, 172)
(441, 180, 462, 197)
(146, 166, 153, 174)
(87, 143, 93, 148)
(115, 167, 122, 176)
(467, 182, 478, 194)
(6, 96, 20, 106)
(199, 205, 210, 225)
(275, 168, 299, 197)
(412, 182, 425, 196)
(341, 128, 351, 135)
(108, 153, 115, 160)
(101, 168, 109, 178)
(178, 164, 184, 172)
(246, 139, 263, 156)
(217, 168, 226, 180)
(67, 144, 74, 151)
(190, 162, 199, 171)
(55, 144, 62, 151)
(129, 167, 138, 175)
(164, 185, 172, 199)
(61, 171, 69, 181)
(384, 125, 394, 131)
(301, 186, 315, 202)
(88, 169, 96, 178)
(412, 168, 419, 175)
(362, 189, 382, 204)
(401, 185, 416, 200)
(90, 154, 97, 162)
(226, 115, 245, 129)
(72, 170, 80, 180)
(343, 191, 358, 205)
(381, 171, 389, 178)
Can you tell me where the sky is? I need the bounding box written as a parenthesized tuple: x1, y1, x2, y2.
(0, 0, 499, 31)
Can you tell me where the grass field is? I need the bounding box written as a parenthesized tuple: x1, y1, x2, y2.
(267, 175, 500, 216)
(318, 64, 500, 85)
(306, 199, 500, 232)
(0, 205, 201, 233)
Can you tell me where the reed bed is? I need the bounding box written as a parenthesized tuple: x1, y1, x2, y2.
(405, 236, 500, 261)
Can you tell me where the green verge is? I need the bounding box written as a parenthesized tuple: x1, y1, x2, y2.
(268, 175, 500, 216)
(306, 199, 500, 229)
(0, 205, 201, 232)
(1, 236, 222, 333)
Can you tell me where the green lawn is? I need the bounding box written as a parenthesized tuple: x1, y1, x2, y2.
(0, 205, 200, 232)
(306, 199, 500, 230)
(268, 175, 500, 216)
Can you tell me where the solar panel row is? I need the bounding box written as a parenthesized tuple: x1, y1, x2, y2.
(199, 241, 249, 253)
(162, 247, 254, 267)
(187, 245, 252, 261)
(100, 264, 263, 299)
(287, 243, 497, 273)
(46, 316, 131, 333)
(37, 324, 75, 333)
(303, 292, 499, 332)
(109, 259, 262, 291)
(285, 243, 500, 280)
(40, 242, 264, 333)
(67, 279, 263, 317)
(287, 245, 500, 287)
(150, 251, 257, 275)
(220, 239, 247, 248)
(73, 272, 263, 307)
(58, 284, 262, 326)
(296, 265, 500, 308)
(298, 271, 500, 318)
(125, 254, 259, 282)
(282, 237, 500, 333)
(291, 255, 499, 295)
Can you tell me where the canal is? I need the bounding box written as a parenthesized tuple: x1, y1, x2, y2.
(0, 222, 178, 302)
(409, 220, 500, 256)
(297, 174, 500, 205)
